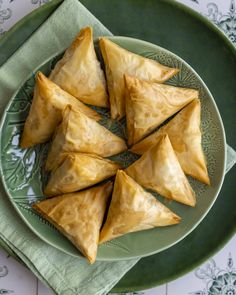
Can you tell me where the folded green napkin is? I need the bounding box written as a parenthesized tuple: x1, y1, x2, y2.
(0, 1, 235, 294)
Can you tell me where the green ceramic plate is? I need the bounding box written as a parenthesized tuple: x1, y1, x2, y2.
(0, 0, 235, 292)
(0, 37, 225, 260)
(0, 36, 226, 261)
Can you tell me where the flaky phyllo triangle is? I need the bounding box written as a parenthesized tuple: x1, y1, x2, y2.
(33, 182, 113, 264)
(49, 27, 108, 107)
(99, 37, 179, 119)
(99, 170, 180, 244)
(125, 75, 199, 146)
(45, 106, 127, 171)
(131, 99, 210, 185)
(44, 153, 121, 197)
(20, 72, 101, 148)
(126, 134, 196, 206)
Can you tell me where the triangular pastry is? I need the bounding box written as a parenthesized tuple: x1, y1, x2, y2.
(33, 182, 113, 264)
(99, 37, 179, 119)
(131, 99, 210, 185)
(99, 170, 180, 244)
(20, 72, 101, 148)
(126, 134, 196, 206)
(45, 106, 127, 171)
(44, 153, 121, 197)
(125, 75, 199, 146)
(49, 27, 108, 107)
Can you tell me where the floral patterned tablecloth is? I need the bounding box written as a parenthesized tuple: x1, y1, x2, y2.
(0, 0, 235, 294)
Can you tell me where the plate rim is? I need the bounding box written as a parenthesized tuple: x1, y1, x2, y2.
(0, 35, 226, 261)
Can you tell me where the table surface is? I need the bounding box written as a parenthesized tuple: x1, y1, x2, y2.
(0, 0, 235, 294)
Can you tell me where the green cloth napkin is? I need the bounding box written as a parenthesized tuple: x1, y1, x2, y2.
(0, 1, 235, 294)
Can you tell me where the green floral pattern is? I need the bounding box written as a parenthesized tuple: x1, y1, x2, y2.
(0, 290, 14, 294)
(205, 0, 236, 43)
(191, 253, 236, 295)
(0, 265, 8, 278)
(0, 0, 12, 35)
(31, 0, 50, 7)
(0, 264, 12, 294)
(0, 1, 11, 25)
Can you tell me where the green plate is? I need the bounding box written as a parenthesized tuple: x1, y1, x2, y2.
(0, 36, 226, 261)
(0, 0, 235, 292)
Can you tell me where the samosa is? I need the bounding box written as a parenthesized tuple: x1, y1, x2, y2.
(45, 106, 127, 171)
(99, 170, 180, 244)
(99, 37, 179, 119)
(126, 134, 196, 206)
(20, 72, 101, 148)
(33, 182, 113, 264)
(50, 27, 108, 107)
(125, 75, 198, 146)
(45, 153, 120, 196)
(131, 99, 210, 185)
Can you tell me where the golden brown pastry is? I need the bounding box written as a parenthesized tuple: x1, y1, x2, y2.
(131, 99, 210, 185)
(99, 170, 180, 244)
(49, 27, 108, 107)
(33, 181, 113, 264)
(45, 106, 127, 171)
(99, 37, 179, 119)
(44, 153, 121, 197)
(126, 134, 196, 206)
(125, 75, 199, 146)
(20, 72, 101, 148)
